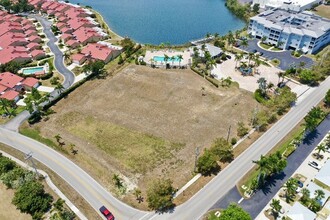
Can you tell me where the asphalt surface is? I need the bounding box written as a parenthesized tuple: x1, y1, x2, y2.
(0, 127, 149, 220)
(3, 14, 75, 132)
(241, 39, 314, 70)
(143, 76, 330, 219)
(211, 115, 330, 218)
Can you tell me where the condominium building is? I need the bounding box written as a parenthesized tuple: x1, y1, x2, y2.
(253, 0, 322, 12)
(248, 9, 330, 54)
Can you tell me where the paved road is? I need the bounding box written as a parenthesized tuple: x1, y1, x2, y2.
(0, 128, 149, 220)
(211, 115, 330, 218)
(241, 39, 314, 70)
(143, 76, 330, 220)
(3, 14, 75, 132)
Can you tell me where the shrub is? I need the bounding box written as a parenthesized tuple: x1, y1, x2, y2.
(231, 138, 237, 145)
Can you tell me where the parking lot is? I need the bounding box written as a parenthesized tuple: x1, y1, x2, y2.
(239, 39, 314, 70)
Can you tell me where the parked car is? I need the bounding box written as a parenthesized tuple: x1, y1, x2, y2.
(308, 161, 321, 170)
(253, 49, 257, 53)
(226, 55, 232, 59)
(99, 206, 114, 220)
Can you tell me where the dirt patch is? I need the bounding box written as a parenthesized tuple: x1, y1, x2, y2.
(30, 65, 258, 209)
(0, 184, 32, 220)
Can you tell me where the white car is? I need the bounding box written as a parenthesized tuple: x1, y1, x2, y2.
(308, 161, 321, 170)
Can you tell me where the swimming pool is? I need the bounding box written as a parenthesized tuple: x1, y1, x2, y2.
(22, 66, 44, 75)
(153, 56, 180, 62)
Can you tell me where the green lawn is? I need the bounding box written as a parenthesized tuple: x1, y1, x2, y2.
(61, 114, 185, 174)
(259, 42, 272, 50)
(19, 126, 57, 149)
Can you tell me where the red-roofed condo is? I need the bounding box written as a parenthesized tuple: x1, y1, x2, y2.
(0, 72, 24, 90)
(72, 53, 87, 65)
(0, 47, 32, 64)
(81, 43, 122, 63)
(22, 77, 39, 90)
(30, 50, 46, 60)
(73, 27, 103, 45)
(1, 90, 20, 102)
(66, 39, 80, 49)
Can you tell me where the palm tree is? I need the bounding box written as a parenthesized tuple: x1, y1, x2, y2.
(300, 188, 310, 204)
(248, 52, 255, 65)
(316, 144, 326, 157)
(54, 134, 62, 145)
(177, 54, 183, 67)
(284, 178, 298, 202)
(253, 155, 270, 186)
(270, 199, 281, 217)
(241, 39, 248, 49)
(261, 36, 267, 43)
(112, 174, 123, 188)
(164, 54, 169, 67)
(0, 98, 15, 117)
(234, 53, 243, 68)
(171, 55, 175, 66)
(257, 77, 267, 96)
(207, 58, 217, 74)
(214, 32, 219, 40)
(314, 189, 325, 201)
(55, 83, 65, 94)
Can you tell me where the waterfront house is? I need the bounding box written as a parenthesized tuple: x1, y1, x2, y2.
(81, 43, 122, 63)
(73, 27, 103, 45)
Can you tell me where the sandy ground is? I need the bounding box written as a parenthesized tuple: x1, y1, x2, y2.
(33, 65, 259, 208)
(0, 184, 32, 220)
(211, 57, 304, 94)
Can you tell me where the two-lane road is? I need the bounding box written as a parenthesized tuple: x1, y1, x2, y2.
(144, 77, 330, 220)
(0, 127, 149, 220)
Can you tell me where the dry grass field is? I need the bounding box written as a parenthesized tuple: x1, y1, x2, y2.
(24, 65, 259, 208)
(315, 5, 330, 19)
(0, 184, 32, 220)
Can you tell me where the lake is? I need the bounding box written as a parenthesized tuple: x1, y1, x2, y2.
(69, 0, 245, 45)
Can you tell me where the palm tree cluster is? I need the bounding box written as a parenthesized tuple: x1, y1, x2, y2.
(300, 188, 325, 212)
(234, 51, 262, 75)
(252, 151, 287, 189)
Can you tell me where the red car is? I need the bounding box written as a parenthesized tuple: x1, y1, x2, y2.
(99, 206, 114, 220)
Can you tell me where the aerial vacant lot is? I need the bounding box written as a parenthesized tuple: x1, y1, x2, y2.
(26, 65, 259, 207)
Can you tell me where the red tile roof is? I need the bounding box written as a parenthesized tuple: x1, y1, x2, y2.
(30, 50, 45, 58)
(0, 72, 23, 88)
(1, 90, 19, 101)
(22, 77, 39, 88)
(0, 47, 31, 64)
(73, 27, 101, 45)
(66, 39, 80, 47)
(27, 42, 41, 50)
(0, 84, 8, 93)
(81, 43, 114, 62)
(72, 53, 86, 62)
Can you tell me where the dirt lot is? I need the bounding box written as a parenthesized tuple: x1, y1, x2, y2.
(28, 65, 259, 208)
(0, 184, 32, 220)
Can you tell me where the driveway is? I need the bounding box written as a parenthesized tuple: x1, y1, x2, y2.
(30, 14, 75, 88)
(4, 14, 75, 131)
(210, 114, 330, 219)
(239, 39, 314, 70)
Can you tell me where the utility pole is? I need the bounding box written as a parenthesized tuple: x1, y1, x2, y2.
(24, 152, 39, 178)
(251, 105, 259, 127)
(226, 125, 232, 142)
(194, 147, 200, 173)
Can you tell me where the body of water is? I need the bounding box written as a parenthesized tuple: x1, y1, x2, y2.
(69, 0, 245, 45)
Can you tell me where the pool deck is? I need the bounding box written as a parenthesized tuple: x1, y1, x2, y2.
(144, 49, 191, 67)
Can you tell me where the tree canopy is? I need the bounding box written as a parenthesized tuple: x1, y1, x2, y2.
(196, 149, 220, 175)
(219, 203, 252, 220)
(147, 178, 175, 211)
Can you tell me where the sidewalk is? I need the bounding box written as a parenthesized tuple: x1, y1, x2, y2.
(0, 150, 88, 220)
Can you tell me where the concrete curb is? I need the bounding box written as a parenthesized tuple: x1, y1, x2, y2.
(0, 150, 88, 220)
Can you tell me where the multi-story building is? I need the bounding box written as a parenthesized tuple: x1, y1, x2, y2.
(248, 9, 330, 54)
